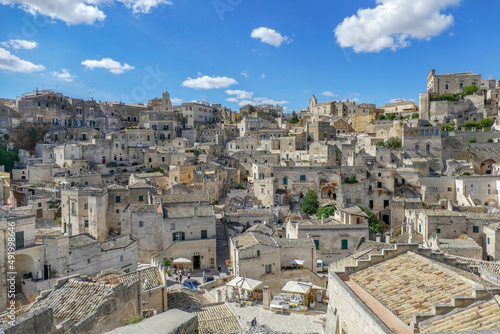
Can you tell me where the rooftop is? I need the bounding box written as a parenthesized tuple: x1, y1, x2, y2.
(350, 252, 483, 325)
(160, 193, 210, 204)
(69, 233, 98, 249)
(164, 206, 214, 218)
(118, 267, 161, 291)
(101, 235, 136, 251)
(30, 278, 115, 324)
(188, 304, 241, 334)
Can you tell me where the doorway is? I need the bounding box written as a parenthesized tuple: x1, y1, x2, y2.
(193, 254, 201, 270)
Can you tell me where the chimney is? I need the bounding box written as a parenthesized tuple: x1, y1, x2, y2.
(385, 232, 391, 244)
(375, 233, 382, 243)
(321, 214, 325, 225)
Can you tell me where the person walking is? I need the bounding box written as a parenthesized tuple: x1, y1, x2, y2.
(179, 274, 183, 283)
(251, 317, 257, 327)
(175, 274, 179, 284)
(187, 272, 191, 280)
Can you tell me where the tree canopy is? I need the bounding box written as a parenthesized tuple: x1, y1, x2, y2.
(301, 189, 319, 215)
(0, 145, 18, 172)
(316, 206, 335, 219)
(359, 206, 383, 233)
(290, 111, 299, 124)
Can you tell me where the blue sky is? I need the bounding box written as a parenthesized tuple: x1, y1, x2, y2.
(0, 0, 499, 112)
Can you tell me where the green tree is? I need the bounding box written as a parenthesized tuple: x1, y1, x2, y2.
(385, 137, 402, 149)
(316, 206, 335, 219)
(411, 113, 419, 119)
(487, 138, 494, 143)
(386, 113, 396, 120)
(463, 85, 479, 95)
(376, 141, 385, 147)
(468, 137, 477, 143)
(345, 176, 359, 184)
(479, 118, 495, 130)
(301, 189, 319, 215)
(378, 114, 386, 120)
(359, 206, 383, 233)
(290, 111, 299, 124)
(0, 145, 18, 172)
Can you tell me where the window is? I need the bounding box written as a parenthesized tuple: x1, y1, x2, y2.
(369, 200, 374, 209)
(460, 82, 464, 88)
(341, 239, 348, 250)
(448, 187, 452, 192)
(384, 200, 389, 208)
(138, 195, 144, 202)
(120, 255, 123, 262)
(257, 250, 260, 257)
(116, 209, 119, 213)
(472, 82, 477, 86)
(116, 196, 121, 203)
(139, 221, 144, 228)
(415, 144, 419, 153)
(15, 231, 24, 249)
(445, 84, 449, 90)
(88, 259, 91, 264)
(171, 223, 175, 230)
(377, 182, 383, 188)
(84, 220, 88, 228)
(201, 230, 208, 239)
(488, 237, 491, 245)
(314, 239, 320, 250)
(436, 228, 441, 234)
(419, 225, 422, 233)
(426, 144, 430, 152)
(473, 226, 479, 233)
(265, 264, 272, 274)
(173, 232, 185, 241)
(282, 177, 288, 185)
(300, 175, 306, 182)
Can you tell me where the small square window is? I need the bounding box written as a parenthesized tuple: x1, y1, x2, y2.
(473, 226, 479, 233)
(120, 255, 123, 262)
(341, 239, 348, 250)
(139, 195, 144, 202)
(437, 228, 441, 234)
(139, 221, 144, 228)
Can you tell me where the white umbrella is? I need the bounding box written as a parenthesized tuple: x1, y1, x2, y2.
(226, 276, 263, 292)
(281, 281, 323, 295)
(290, 259, 305, 266)
(173, 257, 192, 264)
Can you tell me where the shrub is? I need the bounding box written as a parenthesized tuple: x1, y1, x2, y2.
(487, 138, 494, 143)
(479, 118, 495, 130)
(359, 206, 383, 233)
(378, 115, 386, 120)
(468, 137, 477, 143)
(386, 113, 396, 120)
(316, 206, 335, 219)
(301, 189, 319, 215)
(411, 113, 419, 119)
(463, 85, 479, 95)
(385, 137, 402, 149)
(376, 141, 385, 147)
(346, 176, 359, 184)
(290, 111, 299, 124)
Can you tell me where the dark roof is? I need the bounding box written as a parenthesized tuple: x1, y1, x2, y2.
(30, 278, 115, 323)
(160, 193, 210, 204)
(126, 204, 161, 214)
(69, 234, 98, 249)
(118, 267, 161, 291)
(101, 235, 136, 251)
(276, 238, 315, 248)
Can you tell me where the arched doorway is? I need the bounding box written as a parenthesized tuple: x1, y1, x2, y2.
(14, 254, 35, 291)
(480, 159, 496, 175)
(321, 186, 336, 200)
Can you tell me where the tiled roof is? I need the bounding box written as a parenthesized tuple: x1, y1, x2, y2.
(338, 206, 368, 217)
(488, 222, 500, 230)
(246, 223, 274, 236)
(447, 255, 500, 276)
(233, 232, 278, 250)
(101, 235, 136, 251)
(189, 304, 241, 334)
(30, 278, 115, 323)
(350, 252, 482, 324)
(160, 193, 209, 204)
(164, 206, 214, 218)
(419, 295, 500, 333)
(167, 289, 212, 310)
(421, 209, 464, 217)
(69, 234, 98, 249)
(118, 267, 161, 291)
(437, 237, 481, 250)
(129, 182, 153, 189)
(276, 238, 315, 248)
(464, 211, 500, 221)
(126, 204, 160, 213)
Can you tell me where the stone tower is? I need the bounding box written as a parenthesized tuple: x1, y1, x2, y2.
(309, 94, 317, 111)
(162, 91, 173, 110)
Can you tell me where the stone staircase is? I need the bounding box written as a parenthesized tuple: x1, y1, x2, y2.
(216, 221, 229, 273)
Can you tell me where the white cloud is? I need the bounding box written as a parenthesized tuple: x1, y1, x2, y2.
(81, 57, 134, 74)
(322, 91, 338, 97)
(0, 0, 171, 25)
(52, 68, 75, 82)
(171, 97, 183, 104)
(261, 74, 266, 78)
(240, 71, 248, 78)
(225, 97, 239, 103)
(182, 75, 238, 89)
(251, 27, 291, 47)
(334, 0, 461, 52)
(0, 47, 44, 73)
(254, 97, 288, 105)
(118, 0, 172, 14)
(225, 89, 253, 100)
(1, 39, 37, 49)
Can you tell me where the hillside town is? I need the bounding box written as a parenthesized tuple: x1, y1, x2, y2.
(1, 69, 500, 334)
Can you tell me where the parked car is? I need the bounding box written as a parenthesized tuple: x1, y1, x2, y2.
(183, 279, 201, 289)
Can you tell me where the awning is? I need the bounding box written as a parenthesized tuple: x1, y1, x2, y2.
(226, 276, 263, 292)
(281, 281, 324, 295)
(290, 259, 305, 266)
(173, 257, 192, 264)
